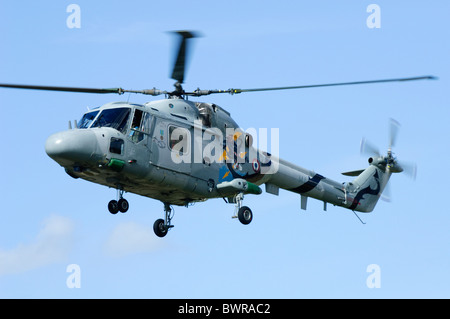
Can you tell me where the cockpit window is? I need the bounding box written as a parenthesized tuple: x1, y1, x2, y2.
(78, 110, 100, 129)
(91, 107, 130, 134)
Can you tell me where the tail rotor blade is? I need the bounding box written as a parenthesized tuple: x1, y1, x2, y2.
(360, 138, 380, 157)
(389, 118, 401, 149)
(397, 160, 417, 180)
(380, 181, 392, 202)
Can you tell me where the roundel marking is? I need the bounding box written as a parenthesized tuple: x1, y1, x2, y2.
(252, 159, 260, 173)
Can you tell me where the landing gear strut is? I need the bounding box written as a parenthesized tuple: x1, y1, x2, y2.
(232, 192, 253, 225)
(108, 188, 129, 214)
(153, 203, 174, 237)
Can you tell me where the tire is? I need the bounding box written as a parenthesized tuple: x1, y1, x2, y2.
(238, 206, 253, 225)
(108, 200, 119, 214)
(153, 219, 168, 237)
(118, 198, 129, 213)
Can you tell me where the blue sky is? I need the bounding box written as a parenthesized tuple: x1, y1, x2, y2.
(0, 1, 448, 298)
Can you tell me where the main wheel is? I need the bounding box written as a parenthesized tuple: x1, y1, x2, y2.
(238, 206, 253, 225)
(108, 200, 119, 214)
(118, 198, 129, 213)
(153, 218, 168, 237)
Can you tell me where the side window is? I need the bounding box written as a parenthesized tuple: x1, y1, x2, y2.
(169, 126, 190, 155)
(129, 109, 152, 143)
(131, 109, 143, 130)
(110, 138, 124, 154)
(141, 112, 152, 133)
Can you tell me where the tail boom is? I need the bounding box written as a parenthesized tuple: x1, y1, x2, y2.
(264, 158, 391, 213)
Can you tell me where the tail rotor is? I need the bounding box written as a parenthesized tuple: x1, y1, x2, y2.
(360, 118, 417, 201)
(361, 118, 416, 176)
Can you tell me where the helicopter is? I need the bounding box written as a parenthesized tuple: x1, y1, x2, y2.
(0, 31, 435, 237)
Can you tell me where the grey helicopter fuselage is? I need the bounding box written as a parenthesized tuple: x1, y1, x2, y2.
(45, 97, 393, 215)
(46, 98, 236, 206)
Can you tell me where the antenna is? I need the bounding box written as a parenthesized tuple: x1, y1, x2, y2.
(352, 210, 366, 225)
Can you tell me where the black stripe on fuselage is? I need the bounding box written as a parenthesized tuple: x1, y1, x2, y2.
(348, 170, 380, 210)
(291, 174, 325, 194)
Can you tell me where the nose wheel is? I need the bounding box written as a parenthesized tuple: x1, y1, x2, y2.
(108, 188, 129, 214)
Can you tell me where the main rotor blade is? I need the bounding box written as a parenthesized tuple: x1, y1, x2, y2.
(0, 83, 167, 96)
(170, 30, 197, 84)
(0, 83, 125, 94)
(189, 75, 437, 96)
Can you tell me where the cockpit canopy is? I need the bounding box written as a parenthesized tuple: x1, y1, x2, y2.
(78, 107, 130, 134)
(77, 110, 99, 129)
(77, 104, 153, 144)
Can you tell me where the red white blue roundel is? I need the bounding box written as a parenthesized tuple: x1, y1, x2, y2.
(252, 159, 260, 173)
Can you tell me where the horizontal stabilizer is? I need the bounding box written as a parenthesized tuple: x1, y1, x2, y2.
(341, 169, 365, 177)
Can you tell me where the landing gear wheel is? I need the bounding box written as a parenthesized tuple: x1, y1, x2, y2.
(153, 203, 174, 237)
(108, 200, 119, 214)
(153, 218, 168, 238)
(118, 198, 129, 213)
(238, 206, 253, 225)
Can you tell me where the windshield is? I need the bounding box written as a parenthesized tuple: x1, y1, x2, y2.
(78, 110, 100, 129)
(91, 107, 130, 134)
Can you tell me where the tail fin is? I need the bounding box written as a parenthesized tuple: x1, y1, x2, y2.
(345, 163, 391, 212)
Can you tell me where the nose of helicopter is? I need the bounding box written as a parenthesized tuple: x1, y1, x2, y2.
(45, 130, 99, 165)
